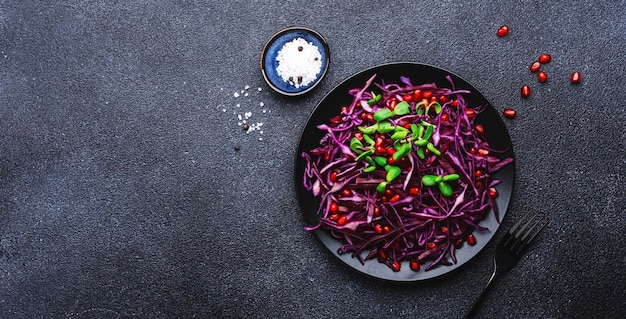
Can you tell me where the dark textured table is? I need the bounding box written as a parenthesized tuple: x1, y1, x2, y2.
(1, 1, 624, 318)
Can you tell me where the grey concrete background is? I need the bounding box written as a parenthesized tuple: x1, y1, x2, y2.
(1, 1, 624, 318)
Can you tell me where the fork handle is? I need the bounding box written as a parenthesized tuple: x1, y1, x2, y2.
(464, 269, 500, 319)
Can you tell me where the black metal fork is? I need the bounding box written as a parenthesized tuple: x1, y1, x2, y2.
(464, 212, 549, 319)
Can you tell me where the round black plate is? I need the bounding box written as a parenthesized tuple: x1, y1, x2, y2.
(294, 62, 515, 282)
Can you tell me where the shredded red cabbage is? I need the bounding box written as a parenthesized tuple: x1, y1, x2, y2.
(302, 74, 513, 272)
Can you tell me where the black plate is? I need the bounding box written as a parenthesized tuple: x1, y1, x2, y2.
(294, 62, 515, 282)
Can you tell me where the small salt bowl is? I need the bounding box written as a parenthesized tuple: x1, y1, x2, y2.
(260, 27, 330, 96)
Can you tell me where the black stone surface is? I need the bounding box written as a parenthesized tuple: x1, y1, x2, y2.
(1, 1, 624, 318)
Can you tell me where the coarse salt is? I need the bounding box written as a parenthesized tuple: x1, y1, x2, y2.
(276, 37, 322, 88)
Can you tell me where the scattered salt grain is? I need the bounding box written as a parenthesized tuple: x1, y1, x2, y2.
(234, 92, 240, 97)
(244, 85, 250, 90)
(259, 102, 264, 107)
(258, 87, 262, 91)
(276, 37, 322, 88)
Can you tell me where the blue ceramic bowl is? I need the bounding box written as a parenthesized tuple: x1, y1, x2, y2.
(261, 27, 330, 96)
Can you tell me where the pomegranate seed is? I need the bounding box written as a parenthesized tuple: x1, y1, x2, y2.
(537, 71, 548, 83)
(427, 242, 436, 250)
(385, 189, 393, 196)
(422, 90, 432, 100)
(329, 202, 338, 213)
(389, 99, 397, 111)
(378, 250, 387, 260)
(387, 148, 396, 156)
(409, 187, 420, 196)
(441, 226, 449, 234)
(439, 95, 449, 103)
(489, 187, 498, 198)
(374, 207, 381, 216)
(341, 189, 352, 197)
(374, 224, 383, 234)
(402, 94, 413, 103)
(403, 123, 412, 129)
(354, 132, 363, 140)
(391, 260, 401, 272)
(440, 113, 449, 121)
(413, 89, 422, 101)
(451, 100, 459, 108)
(570, 71, 582, 84)
(375, 146, 386, 155)
(329, 213, 339, 221)
(497, 25, 509, 37)
(521, 85, 531, 98)
(477, 148, 490, 156)
(389, 194, 401, 203)
(529, 61, 541, 72)
(467, 234, 476, 246)
(337, 216, 347, 226)
(474, 124, 484, 134)
(375, 136, 385, 147)
(503, 108, 517, 119)
(383, 225, 391, 233)
(454, 239, 463, 248)
(330, 172, 338, 182)
(323, 153, 330, 162)
(410, 260, 420, 271)
(538, 53, 551, 64)
(475, 170, 483, 177)
(465, 109, 476, 119)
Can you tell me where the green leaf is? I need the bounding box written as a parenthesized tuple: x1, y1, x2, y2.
(364, 165, 376, 173)
(414, 139, 428, 147)
(350, 137, 363, 152)
(421, 175, 438, 186)
(365, 156, 375, 166)
(431, 102, 442, 114)
(385, 166, 401, 182)
(417, 147, 425, 159)
(392, 143, 412, 161)
(410, 123, 419, 136)
(362, 133, 375, 146)
(426, 143, 441, 156)
(442, 173, 459, 182)
(376, 182, 388, 193)
(377, 121, 395, 133)
(355, 149, 374, 162)
(439, 182, 453, 197)
(358, 125, 377, 135)
(423, 125, 434, 140)
(373, 108, 394, 121)
(374, 156, 387, 166)
(391, 129, 409, 140)
(393, 101, 410, 115)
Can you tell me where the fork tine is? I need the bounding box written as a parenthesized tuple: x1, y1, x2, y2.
(523, 215, 548, 244)
(514, 213, 548, 254)
(503, 212, 532, 248)
(508, 211, 531, 235)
